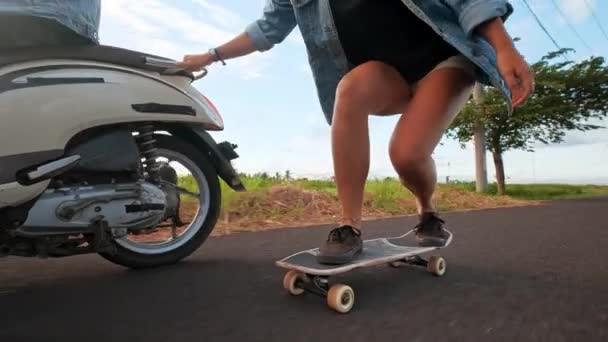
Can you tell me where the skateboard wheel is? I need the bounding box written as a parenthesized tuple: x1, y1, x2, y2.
(327, 284, 355, 314)
(427, 256, 446, 276)
(283, 270, 307, 296)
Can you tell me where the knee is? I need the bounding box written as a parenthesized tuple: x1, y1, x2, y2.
(335, 73, 371, 110)
(334, 62, 390, 112)
(389, 145, 429, 174)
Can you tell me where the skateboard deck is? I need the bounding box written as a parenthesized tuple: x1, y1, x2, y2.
(276, 229, 452, 275)
(276, 229, 452, 313)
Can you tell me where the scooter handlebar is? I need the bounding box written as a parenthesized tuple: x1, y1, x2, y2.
(144, 56, 208, 80)
(144, 56, 177, 68)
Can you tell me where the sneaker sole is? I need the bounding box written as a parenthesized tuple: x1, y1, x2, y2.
(416, 236, 447, 247)
(316, 248, 362, 265)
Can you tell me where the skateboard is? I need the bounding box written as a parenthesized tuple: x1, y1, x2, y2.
(276, 229, 452, 313)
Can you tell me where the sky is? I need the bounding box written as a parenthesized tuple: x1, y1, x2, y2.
(99, 0, 608, 184)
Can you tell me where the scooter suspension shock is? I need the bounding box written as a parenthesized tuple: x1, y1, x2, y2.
(135, 124, 160, 182)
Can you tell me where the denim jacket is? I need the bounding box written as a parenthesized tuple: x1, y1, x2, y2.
(246, 0, 514, 124)
(0, 0, 100, 43)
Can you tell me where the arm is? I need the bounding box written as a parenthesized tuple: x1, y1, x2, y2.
(245, 0, 297, 52)
(178, 0, 296, 70)
(220, 0, 297, 58)
(443, 0, 513, 37)
(213, 32, 258, 61)
(475, 17, 534, 108)
(474, 17, 514, 53)
(445, 0, 533, 108)
(178, 33, 256, 71)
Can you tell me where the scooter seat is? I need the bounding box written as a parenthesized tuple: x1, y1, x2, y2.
(0, 44, 194, 78)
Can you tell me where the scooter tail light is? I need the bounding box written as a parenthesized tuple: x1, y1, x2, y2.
(200, 94, 224, 129)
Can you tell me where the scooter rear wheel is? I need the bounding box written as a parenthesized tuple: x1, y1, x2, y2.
(99, 134, 221, 269)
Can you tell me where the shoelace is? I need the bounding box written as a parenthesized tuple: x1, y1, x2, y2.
(327, 226, 361, 242)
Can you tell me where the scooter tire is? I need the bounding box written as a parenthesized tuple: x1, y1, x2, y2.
(99, 134, 221, 269)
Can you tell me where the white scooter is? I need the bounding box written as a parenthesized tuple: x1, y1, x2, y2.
(0, 44, 245, 268)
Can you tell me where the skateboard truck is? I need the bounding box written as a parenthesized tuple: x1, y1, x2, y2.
(297, 275, 329, 297)
(283, 271, 356, 314)
(389, 254, 428, 268)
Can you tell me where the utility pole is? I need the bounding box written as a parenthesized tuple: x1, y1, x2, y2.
(473, 83, 488, 192)
(532, 152, 536, 183)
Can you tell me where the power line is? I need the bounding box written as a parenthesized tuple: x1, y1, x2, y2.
(548, 0, 593, 54)
(582, 0, 608, 42)
(518, 0, 562, 50)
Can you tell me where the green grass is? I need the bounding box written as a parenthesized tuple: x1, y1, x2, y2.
(180, 174, 608, 205)
(449, 182, 608, 200)
(499, 184, 608, 200)
(294, 179, 337, 194)
(364, 178, 415, 214)
(176, 174, 608, 232)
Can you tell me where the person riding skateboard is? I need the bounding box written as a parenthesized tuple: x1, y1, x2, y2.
(179, 0, 534, 265)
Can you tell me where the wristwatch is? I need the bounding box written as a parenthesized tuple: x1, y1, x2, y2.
(208, 48, 226, 66)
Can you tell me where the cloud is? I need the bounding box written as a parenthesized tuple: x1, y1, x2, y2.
(192, 0, 246, 30)
(533, 121, 608, 149)
(507, 16, 544, 56)
(100, 0, 273, 80)
(557, 130, 608, 147)
(560, 0, 595, 23)
(286, 112, 330, 150)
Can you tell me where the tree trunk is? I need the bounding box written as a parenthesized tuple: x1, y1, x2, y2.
(473, 83, 488, 193)
(492, 151, 506, 196)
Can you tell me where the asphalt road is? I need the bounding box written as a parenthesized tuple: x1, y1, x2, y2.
(1, 198, 607, 342)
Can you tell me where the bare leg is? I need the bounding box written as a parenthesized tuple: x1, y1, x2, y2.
(318, 61, 412, 264)
(319, 63, 474, 263)
(389, 68, 475, 215)
(331, 61, 412, 229)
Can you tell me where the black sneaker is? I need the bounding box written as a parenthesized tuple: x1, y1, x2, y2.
(316, 226, 363, 265)
(414, 212, 451, 247)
